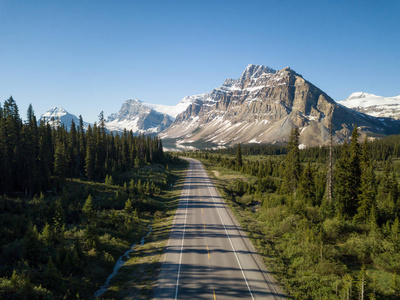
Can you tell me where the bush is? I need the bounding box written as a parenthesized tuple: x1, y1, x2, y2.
(323, 218, 343, 242)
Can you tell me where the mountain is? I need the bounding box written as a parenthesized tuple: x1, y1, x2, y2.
(39, 107, 90, 129)
(161, 64, 400, 148)
(144, 96, 198, 119)
(339, 92, 400, 119)
(105, 99, 173, 134)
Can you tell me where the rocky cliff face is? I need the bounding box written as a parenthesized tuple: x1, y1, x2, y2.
(105, 99, 173, 135)
(161, 64, 400, 147)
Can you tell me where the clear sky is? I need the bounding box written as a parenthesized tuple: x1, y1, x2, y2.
(1, 0, 399, 123)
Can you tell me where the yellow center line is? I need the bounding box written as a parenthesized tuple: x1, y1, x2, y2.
(213, 289, 216, 300)
(203, 221, 206, 229)
(207, 245, 210, 259)
(201, 207, 203, 213)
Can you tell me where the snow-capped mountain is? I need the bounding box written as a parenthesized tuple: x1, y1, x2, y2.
(105, 99, 173, 135)
(339, 92, 400, 119)
(144, 95, 199, 119)
(161, 64, 400, 148)
(39, 107, 90, 129)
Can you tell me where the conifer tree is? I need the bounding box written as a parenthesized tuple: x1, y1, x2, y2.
(40, 223, 55, 246)
(237, 143, 243, 168)
(23, 225, 42, 265)
(334, 141, 352, 217)
(356, 264, 367, 300)
(82, 194, 95, 222)
(2, 96, 22, 192)
(297, 162, 316, 204)
(348, 126, 361, 216)
(326, 121, 334, 203)
(85, 125, 95, 180)
(282, 127, 301, 194)
(125, 198, 134, 213)
(53, 198, 65, 235)
(43, 256, 62, 290)
(54, 140, 67, 179)
(76, 114, 86, 176)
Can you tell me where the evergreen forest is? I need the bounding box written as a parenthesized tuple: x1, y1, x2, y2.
(184, 128, 400, 299)
(0, 97, 181, 299)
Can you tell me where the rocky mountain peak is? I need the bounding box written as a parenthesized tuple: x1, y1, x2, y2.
(105, 99, 172, 134)
(44, 107, 68, 116)
(161, 65, 400, 148)
(238, 64, 276, 84)
(39, 107, 89, 129)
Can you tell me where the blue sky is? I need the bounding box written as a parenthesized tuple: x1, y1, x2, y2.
(1, 0, 399, 122)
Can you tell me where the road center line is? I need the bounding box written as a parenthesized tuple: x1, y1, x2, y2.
(204, 169, 255, 300)
(174, 165, 191, 300)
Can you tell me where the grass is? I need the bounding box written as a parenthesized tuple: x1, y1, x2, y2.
(98, 160, 188, 300)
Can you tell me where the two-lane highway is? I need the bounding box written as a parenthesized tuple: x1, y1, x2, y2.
(155, 158, 286, 299)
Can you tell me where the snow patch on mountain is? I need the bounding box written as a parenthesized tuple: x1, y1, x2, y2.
(339, 92, 400, 119)
(161, 64, 400, 149)
(39, 107, 90, 129)
(105, 99, 172, 134)
(143, 94, 200, 118)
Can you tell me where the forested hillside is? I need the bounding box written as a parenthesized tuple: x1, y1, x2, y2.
(0, 96, 164, 195)
(185, 130, 400, 299)
(0, 96, 181, 299)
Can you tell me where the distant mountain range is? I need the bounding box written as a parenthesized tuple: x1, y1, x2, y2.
(339, 92, 400, 119)
(39, 64, 400, 148)
(39, 97, 194, 135)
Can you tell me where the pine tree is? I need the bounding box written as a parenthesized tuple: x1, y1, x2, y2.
(326, 121, 334, 203)
(355, 163, 376, 224)
(282, 127, 301, 194)
(85, 125, 95, 180)
(76, 114, 86, 176)
(23, 225, 42, 265)
(356, 265, 367, 300)
(54, 140, 67, 179)
(334, 142, 352, 217)
(237, 143, 243, 168)
(42, 256, 62, 290)
(2, 96, 22, 193)
(53, 198, 65, 235)
(297, 162, 316, 205)
(39, 222, 55, 246)
(348, 126, 361, 216)
(125, 198, 134, 213)
(82, 194, 95, 222)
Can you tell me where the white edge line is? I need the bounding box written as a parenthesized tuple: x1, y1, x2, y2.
(202, 164, 255, 300)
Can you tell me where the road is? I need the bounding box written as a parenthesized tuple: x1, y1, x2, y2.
(155, 158, 286, 300)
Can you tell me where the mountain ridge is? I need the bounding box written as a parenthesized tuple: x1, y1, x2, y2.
(339, 92, 400, 119)
(161, 64, 400, 148)
(104, 99, 173, 134)
(39, 107, 90, 129)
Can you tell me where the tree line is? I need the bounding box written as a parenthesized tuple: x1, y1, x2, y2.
(0, 96, 164, 195)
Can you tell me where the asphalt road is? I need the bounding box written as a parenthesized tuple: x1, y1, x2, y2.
(155, 158, 286, 300)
